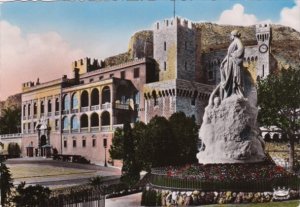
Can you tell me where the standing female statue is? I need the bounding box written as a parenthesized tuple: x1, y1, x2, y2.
(219, 29, 244, 100)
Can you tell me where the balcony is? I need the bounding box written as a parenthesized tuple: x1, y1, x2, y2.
(81, 127, 89, 133)
(113, 124, 123, 130)
(55, 111, 60, 116)
(81, 107, 89, 112)
(91, 105, 100, 111)
(71, 129, 79, 133)
(23, 116, 27, 120)
(71, 109, 79, 114)
(47, 112, 52, 117)
(62, 110, 69, 115)
(62, 129, 69, 134)
(33, 114, 37, 119)
(114, 103, 131, 110)
(91, 126, 99, 132)
(101, 103, 111, 110)
(101, 126, 110, 132)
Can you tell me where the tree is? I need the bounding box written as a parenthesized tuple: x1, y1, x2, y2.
(7, 142, 21, 158)
(143, 116, 176, 167)
(0, 156, 14, 206)
(89, 176, 103, 190)
(258, 67, 300, 171)
(120, 122, 140, 186)
(13, 182, 51, 207)
(0, 106, 21, 134)
(169, 112, 199, 165)
(109, 128, 124, 160)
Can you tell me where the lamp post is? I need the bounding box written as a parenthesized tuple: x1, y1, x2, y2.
(103, 138, 107, 167)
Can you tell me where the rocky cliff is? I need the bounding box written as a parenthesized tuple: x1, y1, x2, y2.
(0, 93, 21, 116)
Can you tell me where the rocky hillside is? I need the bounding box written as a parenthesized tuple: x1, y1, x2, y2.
(0, 93, 21, 116)
(103, 22, 300, 70)
(196, 23, 300, 69)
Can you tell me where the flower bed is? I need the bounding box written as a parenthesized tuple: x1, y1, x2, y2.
(150, 161, 300, 192)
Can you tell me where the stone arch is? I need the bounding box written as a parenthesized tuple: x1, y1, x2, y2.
(62, 116, 69, 130)
(91, 112, 99, 127)
(34, 102, 37, 115)
(81, 90, 89, 107)
(55, 98, 59, 112)
(71, 115, 79, 130)
(91, 88, 99, 106)
(101, 111, 110, 126)
(80, 114, 88, 128)
(116, 85, 130, 104)
(102, 86, 111, 104)
(71, 92, 79, 109)
(28, 103, 31, 116)
(62, 94, 70, 111)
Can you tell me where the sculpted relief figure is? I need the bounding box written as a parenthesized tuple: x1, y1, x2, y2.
(219, 30, 244, 100)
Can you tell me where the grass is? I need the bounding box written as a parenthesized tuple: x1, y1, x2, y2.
(207, 200, 300, 206)
(7, 163, 95, 179)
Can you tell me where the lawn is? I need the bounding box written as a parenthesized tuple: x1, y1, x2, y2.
(7, 163, 95, 179)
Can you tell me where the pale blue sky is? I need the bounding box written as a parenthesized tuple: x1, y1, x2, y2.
(0, 0, 299, 100)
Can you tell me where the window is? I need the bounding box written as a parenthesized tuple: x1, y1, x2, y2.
(109, 74, 114, 78)
(23, 105, 26, 116)
(34, 103, 37, 115)
(28, 123, 31, 132)
(82, 139, 86, 148)
(48, 100, 52, 112)
(55, 98, 59, 112)
(33, 122, 37, 132)
(208, 70, 213, 80)
(73, 140, 77, 148)
(99, 76, 103, 80)
(90, 78, 94, 82)
(164, 62, 166, 71)
(41, 101, 44, 114)
(92, 139, 96, 147)
(28, 104, 31, 116)
(120, 71, 125, 79)
(64, 140, 67, 148)
(134, 68, 139, 78)
(55, 119, 59, 129)
(164, 41, 166, 51)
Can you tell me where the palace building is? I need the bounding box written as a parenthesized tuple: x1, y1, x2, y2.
(20, 17, 275, 164)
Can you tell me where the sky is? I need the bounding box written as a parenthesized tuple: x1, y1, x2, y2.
(0, 0, 299, 100)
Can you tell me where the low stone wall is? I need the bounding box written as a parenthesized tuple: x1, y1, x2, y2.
(142, 188, 299, 206)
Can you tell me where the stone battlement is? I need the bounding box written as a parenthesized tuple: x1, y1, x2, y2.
(154, 17, 195, 30)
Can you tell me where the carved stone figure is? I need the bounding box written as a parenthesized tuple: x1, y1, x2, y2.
(220, 30, 244, 100)
(197, 30, 266, 164)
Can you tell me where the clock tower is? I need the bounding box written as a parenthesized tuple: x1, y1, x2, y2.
(256, 24, 271, 79)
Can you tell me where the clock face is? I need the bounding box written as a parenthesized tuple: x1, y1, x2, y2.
(259, 44, 268, 53)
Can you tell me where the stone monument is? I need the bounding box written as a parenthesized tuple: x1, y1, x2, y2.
(197, 30, 266, 164)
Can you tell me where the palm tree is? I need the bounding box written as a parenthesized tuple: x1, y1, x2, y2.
(0, 106, 21, 134)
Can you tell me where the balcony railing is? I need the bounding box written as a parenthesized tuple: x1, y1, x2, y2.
(114, 103, 131, 110)
(91, 105, 100, 111)
(23, 116, 27, 120)
(71, 129, 79, 133)
(33, 114, 37, 119)
(28, 115, 32, 119)
(55, 111, 60, 116)
(81, 107, 89, 112)
(113, 124, 123, 130)
(62, 129, 69, 134)
(81, 127, 89, 133)
(41, 113, 45, 117)
(0, 133, 22, 139)
(47, 112, 52, 117)
(101, 126, 110, 132)
(71, 109, 79, 113)
(62, 110, 69, 115)
(91, 126, 99, 132)
(101, 103, 111, 110)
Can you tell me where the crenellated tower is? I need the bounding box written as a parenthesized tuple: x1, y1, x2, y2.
(256, 24, 271, 79)
(153, 17, 196, 82)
